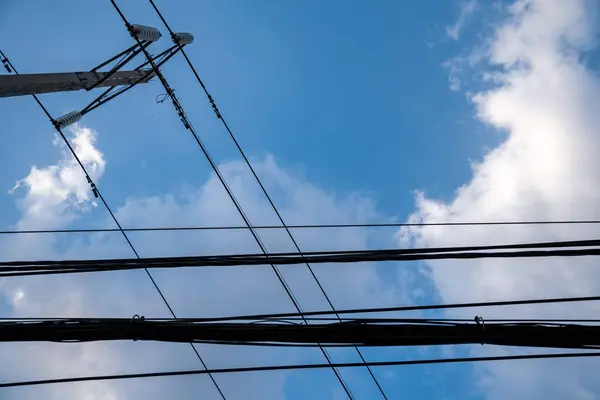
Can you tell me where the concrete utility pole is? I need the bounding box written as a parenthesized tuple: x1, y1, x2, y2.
(0, 70, 154, 98)
(1, 24, 193, 128)
(0, 24, 166, 99)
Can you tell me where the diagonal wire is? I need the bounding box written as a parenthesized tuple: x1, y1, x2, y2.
(146, 2, 388, 397)
(143, 2, 389, 397)
(106, 2, 354, 398)
(0, 49, 227, 399)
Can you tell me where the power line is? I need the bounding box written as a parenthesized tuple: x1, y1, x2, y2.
(190, 295, 600, 323)
(1, 351, 599, 389)
(2, 218, 600, 236)
(145, 1, 600, 394)
(145, 0, 387, 395)
(107, 2, 354, 397)
(8, 236, 600, 262)
(3, 316, 600, 324)
(2, 238, 600, 277)
(0, 49, 223, 398)
(7, 6, 597, 399)
(5, 318, 600, 351)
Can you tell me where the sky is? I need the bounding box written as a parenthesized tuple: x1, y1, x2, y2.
(1, 0, 599, 399)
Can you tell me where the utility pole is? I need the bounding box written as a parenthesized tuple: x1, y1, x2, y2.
(0, 70, 155, 98)
(1, 24, 193, 128)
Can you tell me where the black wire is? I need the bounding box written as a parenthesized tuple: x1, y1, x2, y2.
(168, 294, 600, 323)
(8, 319, 600, 349)
(1, 351, 598, 389)
(266, 317, 600, 324)
(3, 316, 600, 324)
(144, 1, 373, 394)
(3, 242, 600, 277)
(4, 236, 597, 267)
(145, 1, 385, 395)
(125, 7, 600, 397)
(0, 50, 174, 312)
(0, 48, 214, 396)
(136, 18, 600, 400)
(105, 2, 347, 398)
(2, 219, 600, 236)
(108, 2, 355, 397)
(80, 47, 180, 116)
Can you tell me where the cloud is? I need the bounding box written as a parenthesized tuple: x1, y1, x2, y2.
(9, 124, 105, 230)
(443, 57, 465, 91)
(446, 0, 478, 40)
(403, 0, 600, 398)
(0, 139, 412, 398)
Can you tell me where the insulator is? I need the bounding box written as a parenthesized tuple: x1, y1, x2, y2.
(173, 32, 194, 46)
(130, 24, 162, 42)
(54, 111, 82, 129)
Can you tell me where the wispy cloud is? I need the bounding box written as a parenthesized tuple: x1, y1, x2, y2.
(446, 0, 478, 40)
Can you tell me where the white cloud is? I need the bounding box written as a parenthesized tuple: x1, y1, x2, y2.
(403, 0, 600, 398)
(9, 124, 105, 230)
(446, 0, 478, 40)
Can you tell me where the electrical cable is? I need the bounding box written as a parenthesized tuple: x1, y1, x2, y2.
(190, 294, 600, 323)
(2, 239, 600, 277)
(4, 317, 600, 324)
(144, 0, 389, 395)
(7, 8, 600, 397)
(2, 218, 600, 236)
(1, 351, 599, 389)
(0, 48, 217, 398)
(6, 234, 595, 265)
(107, 2, 356, 397)
(106, 3, 353, 397)
(5, 319, 600, 350)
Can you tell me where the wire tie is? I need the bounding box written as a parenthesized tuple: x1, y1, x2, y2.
(86, 176, 99, 198)
(1, 58, 11, 73)
(155, 93, 169, 103)
(475, 316, 485, 345)
(207, 94, 222, 119)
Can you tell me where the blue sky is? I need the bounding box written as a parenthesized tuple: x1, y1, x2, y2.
(2, 0, 600, 399)
(0, 0, 492, 223)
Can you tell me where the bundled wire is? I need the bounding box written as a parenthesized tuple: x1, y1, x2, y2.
(2, 318, 600, 350)
(1, 237, 600, 277)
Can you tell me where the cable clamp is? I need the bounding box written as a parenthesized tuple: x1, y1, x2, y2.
(474, 315, 485, 345)
(207, 94, 222, 119)
(1, 57, 11, 73)
(86, 175, 99, 198)
(178, 111, 190, 129)
(131, 314, 145, 341)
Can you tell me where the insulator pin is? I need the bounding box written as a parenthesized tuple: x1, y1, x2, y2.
(173, 32, 194, 45)
(130, 24, 162, 42)
(54, 111, 82, 129)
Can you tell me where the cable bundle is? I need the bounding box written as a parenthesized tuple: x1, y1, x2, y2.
(2, 238, 600, 277)
(2, 318, 600, 350)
